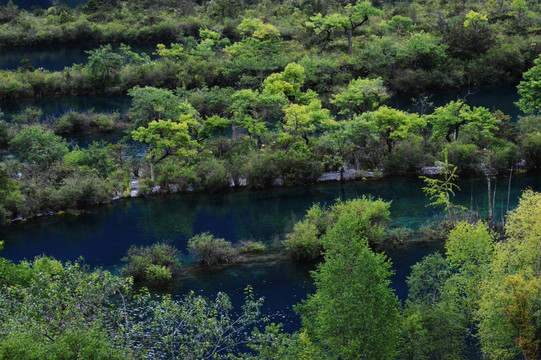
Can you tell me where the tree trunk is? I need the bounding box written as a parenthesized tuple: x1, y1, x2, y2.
(347, 29, 353, 54)
(150, 162, 155, 182)
(487, 174, 492, 223)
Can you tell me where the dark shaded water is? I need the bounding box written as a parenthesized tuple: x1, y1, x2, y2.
(0, 43, 157, 71)
(390, 83, 523, 121)
(2, 174, 540, 330)
(0, 0, 84, 10)
(0, 95, 131, 119)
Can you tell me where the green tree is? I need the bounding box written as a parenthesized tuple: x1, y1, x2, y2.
(0, 166, 22, 225)
(478, 190, 541, 359)
(281, 99, 336, 147)
(331, 77, 389, 116)
(295, 210, 400, 359)
(85, 44, 123, 88)
(131, 119, 197, 181)
(407, 252, 451, 307)
(420, 152, 465, 222)
(367, 106, 425, 154)
(428, 100, 499, 144)
(284, 197, 390, 259)
(305, 1, 381, 54)
(9, 125, 68, 169)
(517, 54, 541, 115)
(127, 86, 181, 129)
(222, 18, 287, 87)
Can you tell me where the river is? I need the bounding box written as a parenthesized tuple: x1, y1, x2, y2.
(1, 174, 540, 330)
(0, 43, 158, 71)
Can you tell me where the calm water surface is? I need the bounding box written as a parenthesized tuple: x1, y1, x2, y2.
(0, 0, 84, 9)
(2, 174, 540, 330)
(0, 43, 157, 71)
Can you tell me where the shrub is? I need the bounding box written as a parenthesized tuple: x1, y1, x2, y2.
(11, 107, 42, 126)
(383, 138, 428, 175)
(386, 227, 414, 245)
(55, 111, 84, 133)
(285, 198, 390, 260)
(51, 171, 112, 211)
(272, 149, 324, 186)
(238, 240, 266, 254)
(441, 142, 480, 174)
(91, 114, 115, 132)
(192, 157, 230, 192)
(243, 151, 279, 189)
(121, 242, 181, 285)
(520, 132, 541, 169)
(188, 232, 239, 266)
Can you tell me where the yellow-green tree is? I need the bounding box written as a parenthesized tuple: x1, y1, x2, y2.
(478, 190, 541, 359)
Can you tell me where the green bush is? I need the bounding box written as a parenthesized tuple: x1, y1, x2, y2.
(383, 138, 428, 176)
(11, 107, 42, 126)
(487, 140, 518, 170)
(238, 240, 267, 254)
(91, 114, 116, 132)
(192, 157, 230, 192)
(188, 232, 239, 266)
(51, 171, 112, 210)
(285, 198, 391, 260)
(121, 242, 181, 285)
(55, 111, 84, 133)
(272, 149, 324, 186)
(520, 132, 541, 169)
(243, 151, 280, 189)
(441, 142, 480, 174)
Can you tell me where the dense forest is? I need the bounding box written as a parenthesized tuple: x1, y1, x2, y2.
(1, 0, 541, 358)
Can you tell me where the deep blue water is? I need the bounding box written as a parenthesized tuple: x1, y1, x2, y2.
(0, 95, 132, 119)
(1, 0, 85, 10)
(390, 84, 523, 121)
(1, 174, 540, 331)
(0, 43, 158, 71)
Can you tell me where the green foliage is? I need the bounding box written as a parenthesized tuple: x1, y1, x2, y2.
(442, 141, 480, 172)
(402, 221, 495, 359)
(188, 232, 239, 266)
(295, 210, 400, 359)
(121, 242, 181, 285)
(11, 106, 42, 125)
(192, 157, 230, 192)
(420, 152, 465, 222)
(121, 287, 266, 359)
(517, 54, 541, 114)
(428, 101, 499, 144)
(285, 197, 390, 259)
(127, 86, 181, 129)
(0, 166, 22, 225)
(477, 190, 541, 359)
(242, 150, 280, 189)
(0, 253, 269, 359)
(132, 119, 198, 180)
(366, 106, 425, 154)
(64, 142, 115, 178)
(85, 44, 123, 88)
(0, 257, 131, 357)
(54, 111, 120, 134)
(9, 125, 68, 169)
(331, 77, 389, 116)
(238, 240, 267, 254)
(407, 252, 451, 307)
